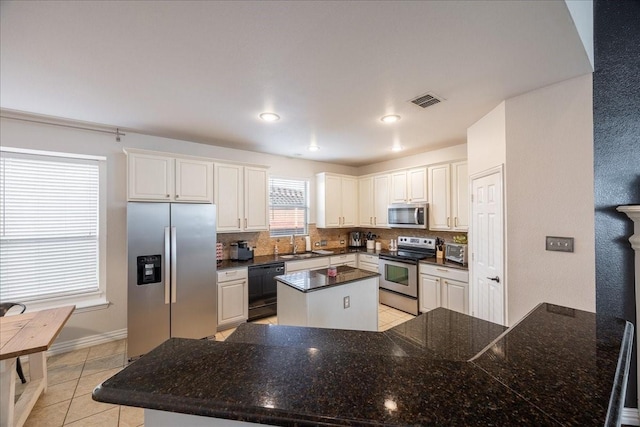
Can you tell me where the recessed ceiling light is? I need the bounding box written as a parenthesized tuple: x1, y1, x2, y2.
(308, 145, 320, 152)
(259, 112, 280, 122)
(381, 115, 401, 123)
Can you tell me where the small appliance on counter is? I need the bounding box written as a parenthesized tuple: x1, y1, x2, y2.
(349, 231, 365, 248)
(445, 242, 468, 265)
(230, 241, 254, 261)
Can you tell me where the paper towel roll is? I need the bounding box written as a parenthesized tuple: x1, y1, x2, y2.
(305, 236, 311, 252)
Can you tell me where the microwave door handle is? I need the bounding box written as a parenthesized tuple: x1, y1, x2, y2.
(414, 208, 419, 225)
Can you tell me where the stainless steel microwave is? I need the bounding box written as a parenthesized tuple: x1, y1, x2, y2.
(388, 203, 428, 229)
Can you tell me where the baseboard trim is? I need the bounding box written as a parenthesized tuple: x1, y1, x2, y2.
(47, 328, 128, 356)
(622, 407, 640, 426)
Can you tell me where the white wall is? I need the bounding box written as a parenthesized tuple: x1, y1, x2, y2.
(0, 117, 356, 343)
(356, 144, 467, 176)
(467, 102, 506, 177)
(565, 0, 594, 70)
(505, 74, 595, 322)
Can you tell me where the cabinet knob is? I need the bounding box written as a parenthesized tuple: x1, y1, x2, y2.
(166, 194, 170, 198)
(176, 194, 179, 199)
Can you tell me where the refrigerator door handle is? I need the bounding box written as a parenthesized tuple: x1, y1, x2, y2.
(171, 226, 177, 303)
(164, 226, 171, 305)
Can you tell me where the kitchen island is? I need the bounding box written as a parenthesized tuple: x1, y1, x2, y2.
(276, 265, 379, 331)
(93, 303, 632, 426)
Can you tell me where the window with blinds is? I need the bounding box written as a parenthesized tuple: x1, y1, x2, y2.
(269, 178, 308, 237)
(0, 150, 101, 304)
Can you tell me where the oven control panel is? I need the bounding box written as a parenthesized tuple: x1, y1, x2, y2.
(397, 236, 435, 249)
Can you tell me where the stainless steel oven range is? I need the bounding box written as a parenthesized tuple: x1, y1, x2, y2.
(378, 236, 435, 315)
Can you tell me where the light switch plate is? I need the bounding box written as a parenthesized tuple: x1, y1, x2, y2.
(546, 236, 574, 252)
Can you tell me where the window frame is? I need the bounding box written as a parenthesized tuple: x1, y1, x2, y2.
(268, 176, 310, 237)
(0, 147, 108, 312)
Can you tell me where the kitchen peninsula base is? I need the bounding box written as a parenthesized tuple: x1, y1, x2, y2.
(276, 266, 379, 331)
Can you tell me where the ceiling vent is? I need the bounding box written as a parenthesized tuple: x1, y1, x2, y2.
(409, 92, 443, 109)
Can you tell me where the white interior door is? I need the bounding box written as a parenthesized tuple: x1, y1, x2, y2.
(471, 167, 505, 325)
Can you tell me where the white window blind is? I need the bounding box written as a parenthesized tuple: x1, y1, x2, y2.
(0, 152, 100, 303)
(269, 178, 308, 237)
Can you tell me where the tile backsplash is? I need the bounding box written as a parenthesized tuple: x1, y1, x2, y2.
(217, 225, 466, 259)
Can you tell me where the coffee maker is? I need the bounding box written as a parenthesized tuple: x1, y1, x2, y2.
(349, 231, 365, 248)
(230, 241, 254, 261)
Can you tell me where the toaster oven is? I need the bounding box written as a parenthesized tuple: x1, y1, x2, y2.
(445, 243, 467, 265)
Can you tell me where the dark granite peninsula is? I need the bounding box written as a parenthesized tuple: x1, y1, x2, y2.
(276, 265, 380, 331)
(93, 304, 632, 426)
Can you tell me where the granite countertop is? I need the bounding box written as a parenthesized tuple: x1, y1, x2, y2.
(93, 303, 632, 426)
(275, 265, 379, 293)
(217, 248, 469, 271)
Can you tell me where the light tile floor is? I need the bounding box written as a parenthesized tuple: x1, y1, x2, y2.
(16, 303, 413, 426)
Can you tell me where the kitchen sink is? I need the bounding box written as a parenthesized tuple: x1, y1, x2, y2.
(279, 253, 315, 259)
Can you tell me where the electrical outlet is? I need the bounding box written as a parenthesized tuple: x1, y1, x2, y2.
(546, 236, 574, 253)
(343, 296, 350, 309)
(320, 240, 327, 247)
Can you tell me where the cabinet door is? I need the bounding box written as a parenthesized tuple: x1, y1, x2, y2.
(175, 159, 213, 202)
(341, 177, 358, 227)
(218, 278, 248, 326)
(420, 274, 441, 313)
(428, 164, 451, 231)
(451, 161, 469, 231)
(358, 177, 374, 226)
(323, 175, 343, 227)
(390, 171, 408, 203)
(128, 153, 173, 200)
(407, 167, 428, 202)
(215, 164, 243, 232)
(442, 278, 469, 314)
(244, 167, 269, 231)
(373, 174, 390, 227)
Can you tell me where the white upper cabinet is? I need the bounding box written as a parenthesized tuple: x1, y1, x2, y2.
(358, 174, 389, 227)
(428, 164, 452, 230)
(358, 177, 374, 226)
(215, 163, 269, 233)
(244, 167, 269, 231)
(390, 167, 427, 204)
(373, 174, 390, 227)
(316, 173, 358, 228)
(128, 151, 212, 202)
(427, 161, 468, 232)
(175, 158, 214, 202)
(451, 161, 469, 231)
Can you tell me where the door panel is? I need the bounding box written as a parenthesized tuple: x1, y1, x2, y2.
(127, 202, 171, 359)
(170, 204, 217, 339)
(471, 169, 504, 325)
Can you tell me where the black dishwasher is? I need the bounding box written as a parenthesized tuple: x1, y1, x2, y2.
(248, 262, 284, 321)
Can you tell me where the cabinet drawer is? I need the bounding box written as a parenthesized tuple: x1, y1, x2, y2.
(359, 261, 378, 273)
(330, 254, 356, 265)
(217, 267, 248, 283)
(286, 257, 330, 273)
(358, 253, 378, 264)
(419, 264, 468, 282)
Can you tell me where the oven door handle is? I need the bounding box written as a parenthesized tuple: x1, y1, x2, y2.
(414, 208, 419, 225)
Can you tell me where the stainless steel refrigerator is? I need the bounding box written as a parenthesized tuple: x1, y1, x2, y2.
(127, 202, 217, 359)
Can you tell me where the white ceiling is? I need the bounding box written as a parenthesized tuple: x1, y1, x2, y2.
(0, 1, 591, 166)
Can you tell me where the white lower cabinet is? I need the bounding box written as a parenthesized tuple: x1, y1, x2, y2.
(358, 253, 379, 273)
(330, 253, 356, 267)
(217, 268, 248, 330)
(285, 257, 330, 273)
(419, 264, 469, 314)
